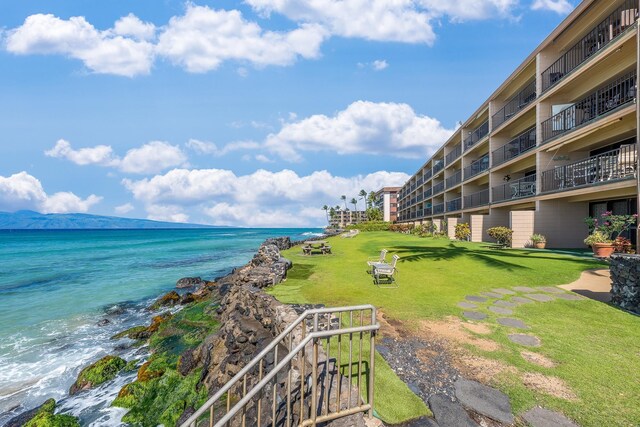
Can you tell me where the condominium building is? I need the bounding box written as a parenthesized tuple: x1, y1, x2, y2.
(398, 0, 638, 248)
(329, 210, 368, 228)
(374, 187, 401, 222)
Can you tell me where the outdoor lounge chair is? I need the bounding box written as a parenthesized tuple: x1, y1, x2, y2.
(366, 249, 388, 272)
(302, 245, 312, 255)
(373, 255, 399, 288)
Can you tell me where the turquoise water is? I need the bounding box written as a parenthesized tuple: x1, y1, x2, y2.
(0, 228, 321, 425)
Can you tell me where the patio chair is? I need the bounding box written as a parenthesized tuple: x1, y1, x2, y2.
(302, 245, 312, 255)
(366, 249, 388, 273)
(373, 255, 399, 288)
(616, 144, 637, 178)
(321, 245, 332, 254)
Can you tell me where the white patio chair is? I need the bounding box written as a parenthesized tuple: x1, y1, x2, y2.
(366, 249, 388, 273)
(373, 255, 399, 288)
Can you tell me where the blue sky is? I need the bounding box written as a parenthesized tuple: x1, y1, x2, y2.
(0, 0, 575, 226)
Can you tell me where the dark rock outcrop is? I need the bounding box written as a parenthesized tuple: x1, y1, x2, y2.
(176, 277, 206, 289)
(610, 254, 640, 314)
(149, 291, 180, 310)
(70, 355, 127, 395)
(5, 399, 79, 427)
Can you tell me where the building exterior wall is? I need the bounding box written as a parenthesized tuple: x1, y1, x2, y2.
(510, 211, 536, 248)
(534, 199, 590, 248)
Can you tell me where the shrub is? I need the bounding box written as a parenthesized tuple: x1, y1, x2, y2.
(613, 236, 634, 253)
(487, 226, 513, 247)
(583, 230, 612, 246)
(530, 233, 546, 243)
(454, 223, 471, 241)
(346, 221, 390, 232)
(389, 223, 413, 233)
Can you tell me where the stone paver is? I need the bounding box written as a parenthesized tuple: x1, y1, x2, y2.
(465, 295, 487, 303)
(489, 306, 513, 315)
(540, 286, 565, 294)
(482, 291, 503, 299)
(463, 311, 487, 320)
(522, 407, 579, 427)
(492, 288, 516, 295)
(458, 301, 478, 309)
(513, 286, 535, 293)
(525, 293, 556, 302)
(511, 296, 534, 304)
(428, 394, 478, 427)
(555, 293, 583, 301)
(454, 379, 514, 425)
(494, 300, 517, 308)
(497, 318, 528, 329)
(508, 334, 541, 347)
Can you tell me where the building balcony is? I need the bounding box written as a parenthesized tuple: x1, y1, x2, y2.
(464, 154, 490, 180)
(492, 127, 537, 166)
(417, 177, 424, 186)
(492, 80, 536, 129)
(464, 120, 489, 150)
(540, 144, 637, 193)
(424, 188, 432, 198)
(446, 170, 462, 188)
(433, 181, 445, 194)
(417, 194, 424, 202)
(433, 203, 445, 215)
(424, 169, 433, 180)
(445, 144, 462, 165)
(464, 188, 490, 208)
(541, 0, 638, 92)
(417, 209, 424, 217)
(424, 206, 432, 216)
(433, 160, 445, 174)
(446, 197, 462, 212)
(541, 70, 636, 144)
(492, 174, 537, 203)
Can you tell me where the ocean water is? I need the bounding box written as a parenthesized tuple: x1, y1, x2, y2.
(0, 228, 322, 425)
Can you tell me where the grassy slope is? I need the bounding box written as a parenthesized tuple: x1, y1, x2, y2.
(268, 232, 640, 426)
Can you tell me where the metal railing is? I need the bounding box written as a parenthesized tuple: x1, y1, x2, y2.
(464, 189, 490, 208)
(433, 160, 445, 174)
(492, 80, 536, 128)
(541, 70, 636, 143)
(464, 154, 490, 180)
(424, 188, 432, 198)
(424, 206, 432, 216)
(492, 174, 537, 203)
(433, 181, 445, 194)
(542, 0, 638, 92)
(540, 144, 637, 193)
(182, 305, 378, 427)
(445, 144, 462, 165)
(445, 170, 462, 188)
(417, 209, 424, 217)
(411, 212, 417, 219)
(464, 120, 489, 150)
(446, 197, 462, 212)
(492, 127, 536, 166)
(424, 169, 433, 180)
(433, 203, 445, 215)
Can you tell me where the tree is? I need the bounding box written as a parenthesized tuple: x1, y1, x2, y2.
(358, 189, 367, 209)
(365, 207, 382, 221)
(368, 191, 376, 209)
(350, 197, 358, 212)
(322, 205, 329, 225)
(340, 195, 347, 210)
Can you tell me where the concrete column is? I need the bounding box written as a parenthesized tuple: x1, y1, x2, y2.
(510, 211, 535, 248)
(470, 215, 485, 242)
(433, 219, 442, 232)
(447, 217, 459, 239)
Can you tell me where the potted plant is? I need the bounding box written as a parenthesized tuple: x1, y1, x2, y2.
(584, 212, 637, 258)
(530, 234, 547, 249)
(584, 230, 615, 258)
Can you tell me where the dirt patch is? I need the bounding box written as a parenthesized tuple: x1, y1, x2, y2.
(418, 316, 501, 352)
(522, 372, 577, 401)
(455, 353, 517, 383)
(462, 322, 492, 335)
(376, 310, 403, 339)
(415, 348, 439, 364)
(520, 351, 557, 368)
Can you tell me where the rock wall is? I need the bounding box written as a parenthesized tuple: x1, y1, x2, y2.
(610, 254, 640, 314)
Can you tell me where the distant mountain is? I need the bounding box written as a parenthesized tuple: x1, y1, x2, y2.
(0, 210, 219, 230)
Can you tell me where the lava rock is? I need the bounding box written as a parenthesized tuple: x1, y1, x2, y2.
(176, 277, 205, 289)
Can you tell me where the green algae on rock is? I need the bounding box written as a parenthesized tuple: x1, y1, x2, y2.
(14, 399, 80, 427)
(69, 355, 126, 395)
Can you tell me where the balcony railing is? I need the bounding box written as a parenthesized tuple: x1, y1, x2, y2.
(424, 206, 432, 216)
(433, 203, 445, 215)
(446, 197, 462, 212)
(417, 209, 424, 217)
(424, 188, 432, 198)
(464, 154, 490, 180)
(542, 0, 638, 92)
(493, 127, 537, 166)
(541, 144, 637, 193)
(424, 169, 433, 180)
(417, 193, 424, 202)
(541, 71, 636, 143)
(433, 181, 445, 194)
(464, 120, 489, 150)
(492, 80, 536, 128)
(433, 160, 445, 174)
(445, 144, 462, 165)
(417, 177, 424, 186)
(464, 189, 490, 208)
(446, 170, 462, 188)
(411, 212, 417, 219)
(493, 174, 537, 203)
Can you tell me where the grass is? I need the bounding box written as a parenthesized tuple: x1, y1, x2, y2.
(267, 231, 640, 426)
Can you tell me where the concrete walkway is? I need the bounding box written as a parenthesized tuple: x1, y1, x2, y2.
(558, 269, 611, 303)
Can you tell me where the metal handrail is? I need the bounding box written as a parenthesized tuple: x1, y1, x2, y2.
(492, 80, 536, 128)
(182, 305, 378, 427)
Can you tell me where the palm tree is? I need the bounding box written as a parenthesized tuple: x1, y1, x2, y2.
(368, 191, 376, 209)
(322, 205, 329, 225)
(358, 189, 367, 209)
(340, 195, 347, 210)
(350, 197, 358, 212)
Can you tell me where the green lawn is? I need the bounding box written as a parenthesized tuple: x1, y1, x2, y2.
(268, 232, 640, 426)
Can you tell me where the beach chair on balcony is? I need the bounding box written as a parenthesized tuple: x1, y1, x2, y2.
(616, 144, 637, 178)
(373, 255, 399, 288)
(366, 249, 388, 273)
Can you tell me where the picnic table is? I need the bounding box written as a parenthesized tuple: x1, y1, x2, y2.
(302, 240, 331, 255)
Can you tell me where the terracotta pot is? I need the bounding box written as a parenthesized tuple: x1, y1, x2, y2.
(534, 242, 546, 249)
(592, 243, 615, 258)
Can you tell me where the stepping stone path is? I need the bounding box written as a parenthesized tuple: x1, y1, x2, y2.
(489, 306, 513, 315)
(494, 300, 517, 308)
(555, 293, 583, 300)
(428, 394, 478, 427)
(540, 286, 566, 294)
(511, 296, 534, 304)
(522, 407, 579, 427)
(463, 311, 487, 320)
(458, 302, 478, 309)
(497, 318, 528, 329)
(508, 334, 541, 347)
(513, 286, 536, 292)
(454, 379, 514, 425)
(482, 291, 503, 298)
(465, 295, 487, 303)
(526, 293, 556, 302)
(492, 288, 516, 295)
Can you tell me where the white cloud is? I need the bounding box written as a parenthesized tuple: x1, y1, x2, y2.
(45, 140, 187, 174)
(114, 202, 134, 214)
(146, 204, 189, 223)
(122, 168, 409, 227)
(155, 4, 328, 73)
(4, 13, 155, 77)
(264, 101, 455, 161)
(372, 59, 388, 70)
(186, 139, 261, 157)
(531, 0, 573, 14)
(418, 0, 518, 22)
(255, 154, 273, 163)
(0, 171, 101, 213)
(112, 13, 156, 40)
